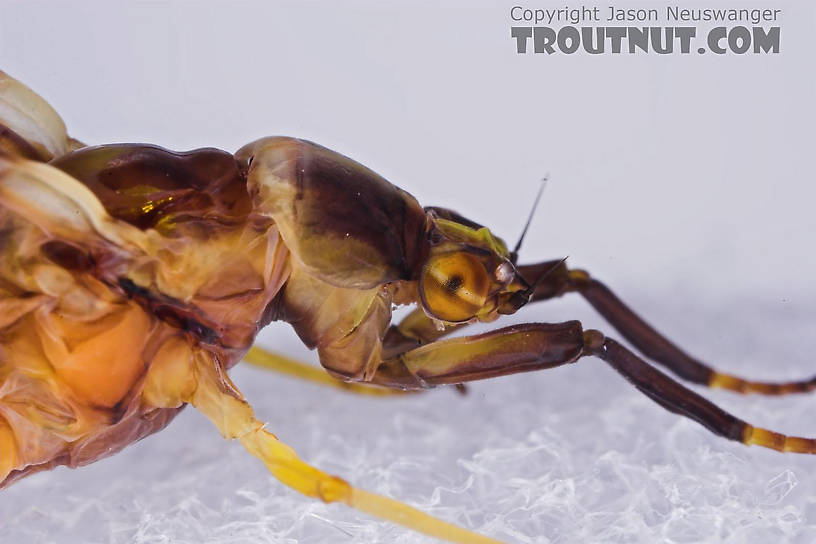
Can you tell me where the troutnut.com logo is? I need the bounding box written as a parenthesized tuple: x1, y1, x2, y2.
(510, 6, 781, 54)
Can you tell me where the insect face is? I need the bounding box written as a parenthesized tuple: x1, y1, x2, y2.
(418, 214, 529, 324)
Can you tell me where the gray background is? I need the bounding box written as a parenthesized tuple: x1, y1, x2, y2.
(1, 1, 815, 543)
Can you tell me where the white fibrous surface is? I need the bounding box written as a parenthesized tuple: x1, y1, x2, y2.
(1, 291, 816, 543)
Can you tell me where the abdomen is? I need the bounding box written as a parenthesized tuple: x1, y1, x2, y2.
(0, 143, 290, 487)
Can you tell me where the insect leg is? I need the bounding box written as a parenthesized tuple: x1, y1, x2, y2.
(376, 322, 816, 454)
(188, 350, 501, 544)
(512, 260, 816, 396)
(242, 346, 412, 397)
(374, 321, 586, 389)
(583, 330, 816, 453)
(566, 269, 816, 395)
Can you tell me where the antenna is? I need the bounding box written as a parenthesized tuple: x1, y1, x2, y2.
(526, 256, 568, 298)
(509, 175, 548, 264)
(502, 255, 568, 313)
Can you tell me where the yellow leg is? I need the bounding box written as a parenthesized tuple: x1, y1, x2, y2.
(188, 353, 500, 544)
(243, 346, 412, 397)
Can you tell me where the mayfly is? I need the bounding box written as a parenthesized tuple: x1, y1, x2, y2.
(1, 71, 813, 544)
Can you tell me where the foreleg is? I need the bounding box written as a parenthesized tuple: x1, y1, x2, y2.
(373, 321, 816, 454)
(567, 269, 816, 394)
(504, 260, 816, 395)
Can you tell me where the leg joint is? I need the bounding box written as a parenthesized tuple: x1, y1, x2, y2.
(582, 329, 606, 353)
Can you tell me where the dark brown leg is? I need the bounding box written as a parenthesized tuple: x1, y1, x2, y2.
(509, 260, 816, 395)
(376, 321, 816, 454)
(375, 321, 586, 389)
(567, 269, 816, 395)
(583, 330, 816, 453)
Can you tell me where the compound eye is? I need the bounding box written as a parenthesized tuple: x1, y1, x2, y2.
(420, 252, 490, 323)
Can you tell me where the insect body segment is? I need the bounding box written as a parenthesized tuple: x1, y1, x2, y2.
(2, 70, 816, 544)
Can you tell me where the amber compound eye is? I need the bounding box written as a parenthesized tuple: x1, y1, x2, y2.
(419, 252, 490, 322)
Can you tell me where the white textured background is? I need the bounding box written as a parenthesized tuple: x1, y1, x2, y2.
(1, 1, 815, 543)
